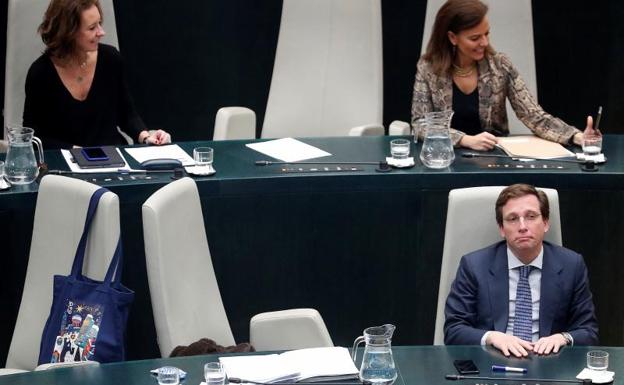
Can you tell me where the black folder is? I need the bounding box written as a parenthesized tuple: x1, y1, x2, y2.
(69, 146, 126, 169)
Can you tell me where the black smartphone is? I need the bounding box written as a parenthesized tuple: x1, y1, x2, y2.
(453, 359, 479, 375)
(81, 147, 109, 161)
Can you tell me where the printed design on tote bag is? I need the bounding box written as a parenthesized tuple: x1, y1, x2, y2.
(51, 299, 104, 363)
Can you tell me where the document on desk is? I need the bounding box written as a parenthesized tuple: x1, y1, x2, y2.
(246, 138, 332, 162)
(496, 135, 575, 159)
(61, 148, 130, 173)
(219, 346, 358, 383)
(124, 144, 195, 166)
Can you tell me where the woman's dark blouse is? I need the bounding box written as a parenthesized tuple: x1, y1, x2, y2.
(450, 81, 482, 136)
(23, 44, 146, 149)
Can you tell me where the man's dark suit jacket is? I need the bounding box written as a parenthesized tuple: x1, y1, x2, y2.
(444, 240, 598, 345)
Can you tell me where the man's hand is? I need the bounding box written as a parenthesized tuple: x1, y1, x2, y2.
(486, 331, 534, 358)
(533, 333, 567, 355)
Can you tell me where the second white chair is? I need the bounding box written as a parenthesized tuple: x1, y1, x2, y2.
(142, 177, 333, 356)
(433, 186, 561, 345)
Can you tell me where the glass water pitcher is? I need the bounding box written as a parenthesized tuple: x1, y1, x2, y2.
(5, 126, 44, 184)
(352, 324, 397, 384)
(419, 110, 455, 169)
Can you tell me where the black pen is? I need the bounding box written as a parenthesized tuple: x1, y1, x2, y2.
(595, 106, 603, 132)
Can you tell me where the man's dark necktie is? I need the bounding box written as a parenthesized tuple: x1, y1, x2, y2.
(513, 265, 534, 342)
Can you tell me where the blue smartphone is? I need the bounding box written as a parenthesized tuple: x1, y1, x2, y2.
(81, 147, 109, 161)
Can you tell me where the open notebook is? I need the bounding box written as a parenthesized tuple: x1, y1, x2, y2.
(219, 347, 359, 383)
(496, 135, 575, 159)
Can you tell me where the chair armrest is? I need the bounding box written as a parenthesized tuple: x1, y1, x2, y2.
(388, 120, 411, 136)
(348, 124, 384, 136)
(250, 308, 333, 351)
(214, 107, 256, 140)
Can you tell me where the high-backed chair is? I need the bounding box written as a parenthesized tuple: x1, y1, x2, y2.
(3, 0, 119, 138)
(434, 186, 561, 345)
(213, 107, 256, 140)
(142, 177, 333, 356)
(0, 175, 120, 374)
(421, 0, 535, 135)
(217, 0, 383, 139)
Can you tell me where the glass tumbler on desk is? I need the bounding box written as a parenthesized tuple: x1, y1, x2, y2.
(390, 139, 410, 160)
(587, 350, 609, 371)
(205, 362, 226, 385)
(193, 147, 214, 170)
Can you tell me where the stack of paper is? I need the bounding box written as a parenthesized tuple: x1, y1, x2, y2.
(219, 347, 359, 383)
(496, 136, 574, 159)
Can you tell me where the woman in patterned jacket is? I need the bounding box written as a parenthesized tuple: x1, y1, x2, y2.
(411, 0, 597, 150)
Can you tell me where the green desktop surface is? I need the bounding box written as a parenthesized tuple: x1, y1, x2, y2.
(0, 346, 621, 385)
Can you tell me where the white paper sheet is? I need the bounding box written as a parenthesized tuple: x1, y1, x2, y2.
(61, 148, 130, 173)
(124, 144, 195, 166)
(245, 138, 331, 162)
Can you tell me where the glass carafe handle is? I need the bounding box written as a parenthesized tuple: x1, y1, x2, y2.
(351, 335, 364, 362)
(32, 136, 44, 165)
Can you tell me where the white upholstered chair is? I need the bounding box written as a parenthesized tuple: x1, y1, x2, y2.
(434, 186, 562, 345)
(142, 178, 333, 356)
(421, 0, 535, 135)
(0, 175, 120, 374)
(217, 0, 384, 139)
(3, 0, 119, 138)
(213, 107, 256, 140)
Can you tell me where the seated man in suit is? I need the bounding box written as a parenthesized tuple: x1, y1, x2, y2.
(444, 183, 598, 358)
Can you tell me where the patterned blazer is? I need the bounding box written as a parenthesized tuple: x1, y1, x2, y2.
(411, 52, 581, 146)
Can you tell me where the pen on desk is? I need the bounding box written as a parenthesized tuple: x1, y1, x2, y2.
(491, 365, 527, 373)
(595, 106, 603, 132)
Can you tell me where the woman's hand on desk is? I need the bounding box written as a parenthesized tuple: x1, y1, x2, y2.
(573, 116, 601, 146)
(459, 132, 498, 151)
(139, 129, 172, 145)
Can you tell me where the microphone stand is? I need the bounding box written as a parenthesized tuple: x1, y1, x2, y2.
(445, 374, 592, 384)
(228, 378, 366, 385)
(255, 160, 392, 172)
(461, 152, 584, 164)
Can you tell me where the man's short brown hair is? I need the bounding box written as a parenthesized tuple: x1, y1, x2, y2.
(495, 184, 549, 226)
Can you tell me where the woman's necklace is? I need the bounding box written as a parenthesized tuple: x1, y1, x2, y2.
(452, 63, 476, 77)
(76, 60, 88, 83)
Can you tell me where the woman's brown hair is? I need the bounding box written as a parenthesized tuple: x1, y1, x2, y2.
(422, 0, 494, 76)
(38, 0, 103, 59)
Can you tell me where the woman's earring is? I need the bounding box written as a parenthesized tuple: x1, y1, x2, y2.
(452, 45, 456, 56)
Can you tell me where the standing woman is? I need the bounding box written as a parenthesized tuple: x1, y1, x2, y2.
(23, 0, 171, 149)
(411, 0, 596, 151)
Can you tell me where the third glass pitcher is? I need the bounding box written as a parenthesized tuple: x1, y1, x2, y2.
(352, 324, 397, 384)
(5, 126, 44, 184)
(420, 110, 455, 169)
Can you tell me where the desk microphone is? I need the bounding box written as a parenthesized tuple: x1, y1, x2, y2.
(255, 160, 391, 172)
(461, 152, 584, 164)
(228, 378, 368, 385)
(255, 160, 384, 166)
(445, 374, 592, 383)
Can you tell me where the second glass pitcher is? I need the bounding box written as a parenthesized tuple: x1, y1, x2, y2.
(352, 324, 397, 384)
(5, 126, 44, 184)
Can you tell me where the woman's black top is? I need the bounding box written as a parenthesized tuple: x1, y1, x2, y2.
(450, 81, 482, 136)
(23, 44, 146, 149)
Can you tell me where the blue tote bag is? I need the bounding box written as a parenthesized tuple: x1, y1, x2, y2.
(38, 187, 134, 364)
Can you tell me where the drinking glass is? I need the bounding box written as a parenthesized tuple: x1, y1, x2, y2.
(390, 139, 410, 160)
(587, 350, 609, 371)
(157, 366, 180, 385)
(204, 362, 226, 385)
(193, 147, 214, 167)
(582, 135, 602, 158)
